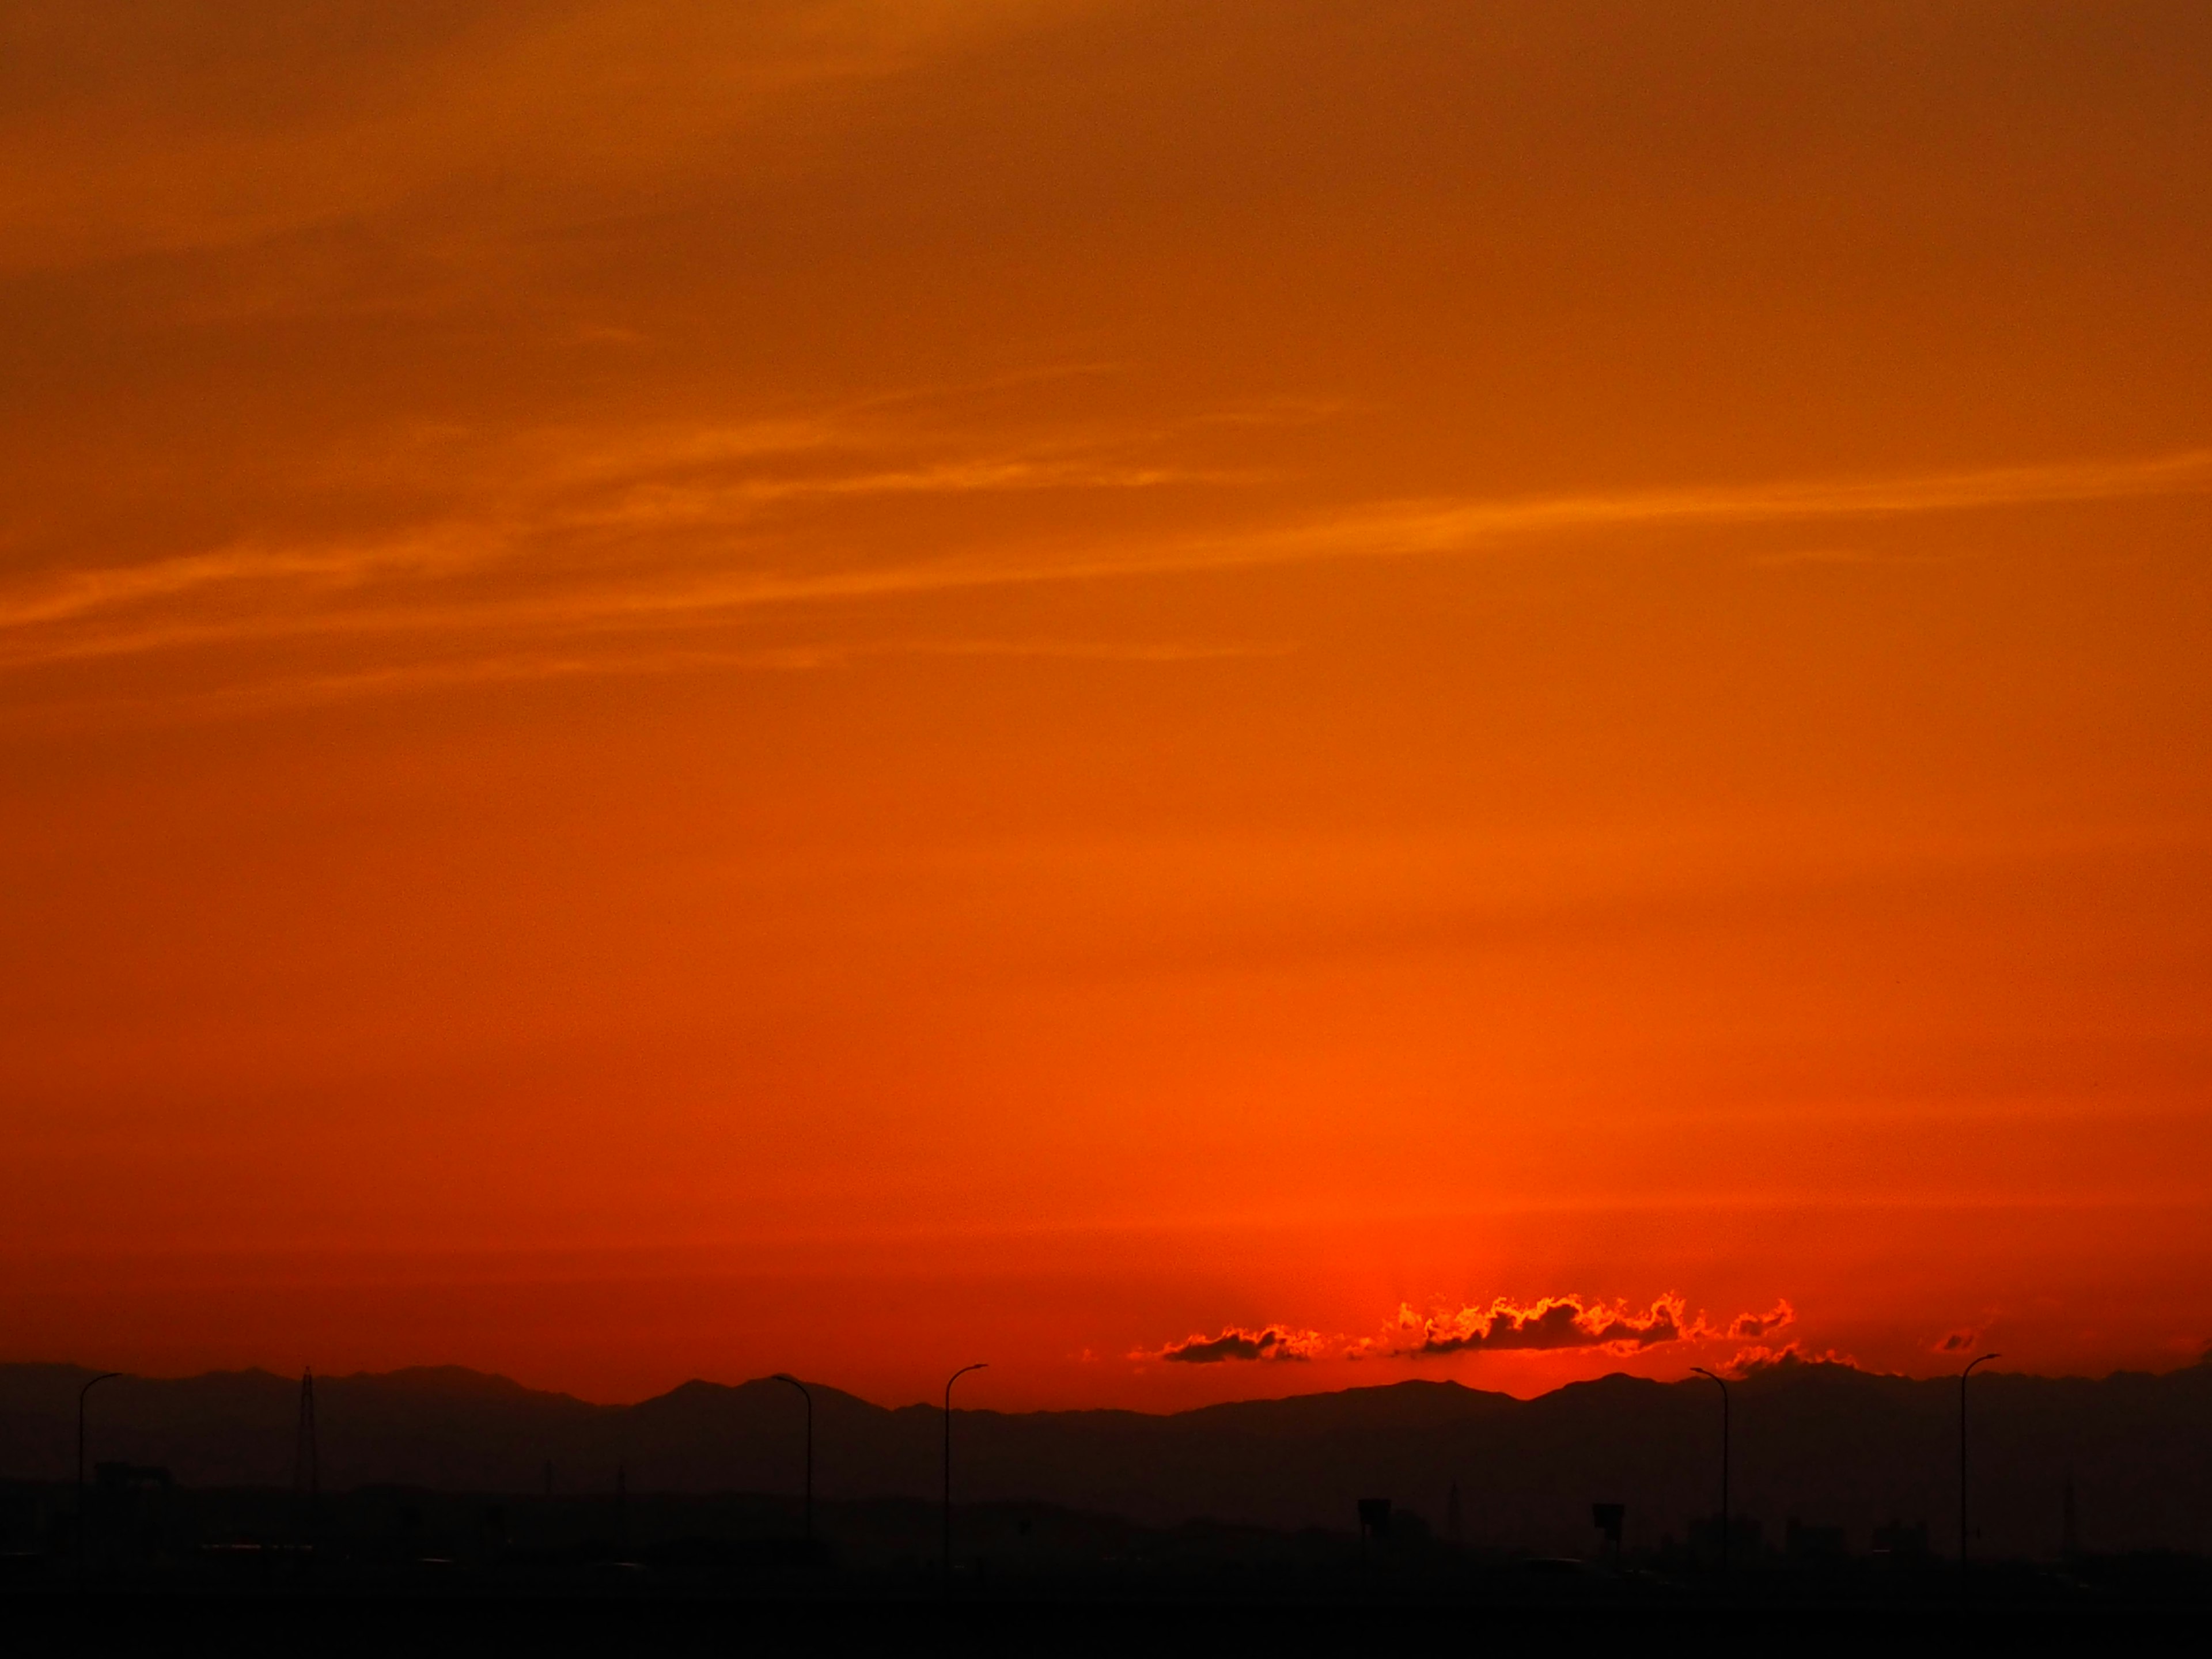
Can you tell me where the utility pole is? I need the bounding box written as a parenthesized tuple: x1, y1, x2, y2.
(942, 1363, 987, 1582)
(76, 1372, 120, 1585)
(292, 1368, 319, 1547)
(1960, 1353, 2001, 1579)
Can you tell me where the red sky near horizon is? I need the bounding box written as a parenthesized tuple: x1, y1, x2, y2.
(5, 2, 2211, 1411)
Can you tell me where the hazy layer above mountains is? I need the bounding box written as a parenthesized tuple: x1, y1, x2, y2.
(6, 1358, 2207, 1559)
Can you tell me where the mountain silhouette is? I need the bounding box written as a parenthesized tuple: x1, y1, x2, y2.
(5, 1357, 2207, 1558)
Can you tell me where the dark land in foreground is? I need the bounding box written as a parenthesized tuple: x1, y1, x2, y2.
(1, 1491, 2207, 1657)
(4, 1475, 2209, 1601)
(9, 1354, 2212, 1556)
(4, 1588, 2206, 1659)
(4, 1354, 2209, 1640)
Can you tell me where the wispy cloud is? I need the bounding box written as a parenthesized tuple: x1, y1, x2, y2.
(1284, 448, 2212, 556)
(574, 446, 2212, 621)
(1727, 1300, 1796, 1342)
(6, 445, 2207, 698)
(0, 1, 1059, 276)
(0, 537, 491, 639)
(560, 454, 1236, 536)
(6, 637, 1292, 726)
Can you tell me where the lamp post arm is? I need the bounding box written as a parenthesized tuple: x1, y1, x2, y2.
(942, 1363, 987, 1580)
(76, 1372, 120, 1579)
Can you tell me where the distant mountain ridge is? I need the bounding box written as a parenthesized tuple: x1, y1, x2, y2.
(3, 1358, 2207, 1558)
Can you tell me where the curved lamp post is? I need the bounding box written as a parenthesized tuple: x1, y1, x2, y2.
(77, 1372, 120, 1581)
(1960, 1353, 2001, 1575)
(942, 1363, 987, 1578)
(771, 1374, 813, 1544)
(1689, 1367, 1730, 1580)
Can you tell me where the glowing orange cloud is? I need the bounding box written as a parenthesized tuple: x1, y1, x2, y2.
(1144, 1297, 1797, 1368)
(1728, 1343, 1858, 1376)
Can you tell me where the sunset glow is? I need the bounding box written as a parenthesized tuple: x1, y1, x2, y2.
(5, 2, 2210, 1410)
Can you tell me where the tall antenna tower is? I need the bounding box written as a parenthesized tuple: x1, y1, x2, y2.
(291, 1368, 319, 1543)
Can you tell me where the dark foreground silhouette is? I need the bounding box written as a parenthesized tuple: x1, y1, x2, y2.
(7, 1358, 2212, 1650)
(1, 1486, 2208, 1655)
(3, 1584, 2201, 1659)
(7, 1354, 2210, 1561)
(0, 1584, 2203, 1659)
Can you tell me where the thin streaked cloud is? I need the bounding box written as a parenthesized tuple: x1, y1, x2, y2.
(3, 637, 1295, 728)
(3, 445, 2208, 698)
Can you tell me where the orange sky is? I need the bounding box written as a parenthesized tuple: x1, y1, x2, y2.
(4, 1, 2210, 1410)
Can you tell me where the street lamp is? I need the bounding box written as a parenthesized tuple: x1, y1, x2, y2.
(1690, 1367, 1729, 1580)
(1960, 1353, 2001, 1575)
(77, 1372, 120, 1581)
(771, 1374, 813, 1545)
(942, 1363, 987, 1580)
